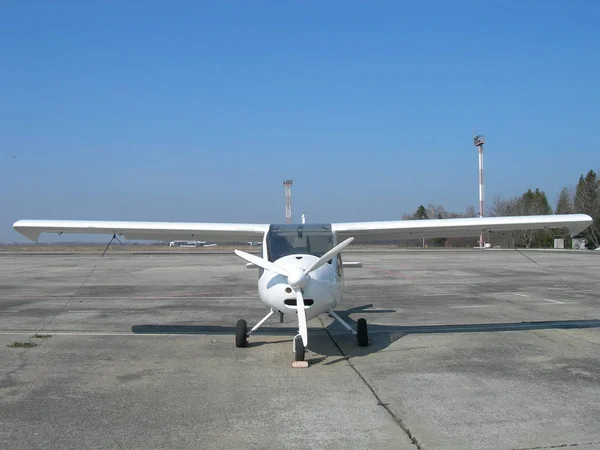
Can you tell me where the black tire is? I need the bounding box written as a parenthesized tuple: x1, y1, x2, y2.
(357, 318, 369, 347)
(235, 319, 248, 348)
(294, 338, 305, 361)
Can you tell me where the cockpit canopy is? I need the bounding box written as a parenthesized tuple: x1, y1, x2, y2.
(266, 224, 334, 262)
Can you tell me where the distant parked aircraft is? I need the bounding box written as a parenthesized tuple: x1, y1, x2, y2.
(168, 240, 217, 248)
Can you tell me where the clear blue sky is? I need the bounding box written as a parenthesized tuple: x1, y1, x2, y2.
(1, 1, 599, 242)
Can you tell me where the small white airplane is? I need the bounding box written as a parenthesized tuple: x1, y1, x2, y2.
(13, 214, 592, 362)
(168, 240, 217, 248)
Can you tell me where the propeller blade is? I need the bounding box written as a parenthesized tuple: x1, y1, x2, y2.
(304, 237, 354, 274)
(296, 289, 308, 347)
(234, 250, 289, 277)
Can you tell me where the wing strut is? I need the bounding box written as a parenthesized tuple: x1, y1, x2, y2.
(101, 234, 123, 257)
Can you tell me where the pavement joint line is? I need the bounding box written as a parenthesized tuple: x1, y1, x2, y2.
(0, 329, 330, 336)
(544, 299, 564, 304)
(449, 305, 493, 309)
(0, 331, 141, 336)
(425, 293, 462, 297)
(0, 330, 213, 336)
(537, 302, 579, 306)
(511, 440, 600, 449)
(514, 293, 530, 297)
(319, 318, 423, 449)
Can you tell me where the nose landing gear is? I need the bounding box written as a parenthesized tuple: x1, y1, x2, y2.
(293, 334, 305, 361)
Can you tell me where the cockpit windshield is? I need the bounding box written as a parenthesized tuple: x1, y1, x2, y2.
(266, 224, 334, 262)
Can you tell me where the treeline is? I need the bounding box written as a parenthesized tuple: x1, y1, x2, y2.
(401, 169, 600, 249)
(399, 204, 478, 248)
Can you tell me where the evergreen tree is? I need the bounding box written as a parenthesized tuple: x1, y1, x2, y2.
(413, 205, 428, 220)
(431, 212, 447, 247)
(554, 186, 575, 247)
(520, 189, 553, 247)
(555, 186, 574, 214)
(489, 189, 553, 247)
(521, 188, 552, 215)
(412, 205, 429, 248)
(574, 170, 600, 248)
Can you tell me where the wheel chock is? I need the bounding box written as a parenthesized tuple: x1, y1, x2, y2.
(291, 361, 309, 368)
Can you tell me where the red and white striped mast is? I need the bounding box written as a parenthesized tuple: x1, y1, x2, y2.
(474, 135, 485, 248)
(283, 179, 293, 224)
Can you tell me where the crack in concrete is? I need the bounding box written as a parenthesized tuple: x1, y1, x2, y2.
(513, 441, 600, 449)
(320, 319, 422, 449)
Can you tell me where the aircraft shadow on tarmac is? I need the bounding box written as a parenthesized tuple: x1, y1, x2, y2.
(131, 304, 600, 361)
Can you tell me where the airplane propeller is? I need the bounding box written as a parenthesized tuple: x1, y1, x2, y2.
(232, 250, 290, 277)
(234, 237, 355, 347)
(234, 237, 354, 283)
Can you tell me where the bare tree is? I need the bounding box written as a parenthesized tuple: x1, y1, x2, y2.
(464, 205, 477, 218)
(426, 204, 447, 219)
(489, 195, 518, 247)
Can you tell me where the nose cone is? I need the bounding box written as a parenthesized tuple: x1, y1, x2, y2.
(287, 266, 309, 290)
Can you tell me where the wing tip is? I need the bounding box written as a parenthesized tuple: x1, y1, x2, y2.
(13, 220, 41, 243)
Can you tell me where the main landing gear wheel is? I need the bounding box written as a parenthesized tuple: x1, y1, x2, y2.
(235, 319, 248, 348)
(357, 318, 369, 347)
(294, 336, 305, 362)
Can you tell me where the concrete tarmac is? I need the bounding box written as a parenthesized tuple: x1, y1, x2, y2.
(1, 249, 600, 449)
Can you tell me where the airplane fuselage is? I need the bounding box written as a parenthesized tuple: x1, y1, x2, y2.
(254, 223, 344, 321)
(257, 253, 343, 320)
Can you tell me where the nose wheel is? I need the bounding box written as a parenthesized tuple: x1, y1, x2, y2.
(293, 335, 305, 361)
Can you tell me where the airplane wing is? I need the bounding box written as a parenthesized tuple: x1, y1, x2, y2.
(13, 220, 269, 243)
(331, 214, 593, 241)
(13, 214, 593, 244)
